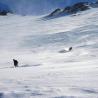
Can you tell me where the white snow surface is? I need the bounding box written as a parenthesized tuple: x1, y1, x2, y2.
(0, 8, 98, 98)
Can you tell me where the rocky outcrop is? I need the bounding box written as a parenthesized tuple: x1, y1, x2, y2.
(0, 3, 12, 16)
(0, 10, 9, 15)
(48, 8, 62, 17)
(71, 2, 89, 12)
(46, 1, 98, 18)
(62, 2, 89, 14)
(62, 6, 72, 13)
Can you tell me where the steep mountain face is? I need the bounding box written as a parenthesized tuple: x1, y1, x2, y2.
(46, 1, 98, 18)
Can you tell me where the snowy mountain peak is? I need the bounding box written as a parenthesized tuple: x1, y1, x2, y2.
(45, 1, 98, 18)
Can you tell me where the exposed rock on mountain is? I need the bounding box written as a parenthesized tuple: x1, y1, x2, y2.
(71, 2, 89, 12)
(46, 1, 98, 18)
(0, 3, 12, 16)
(91, 1, 98, 8)
(48, 8, 61, 17)
(0, 10, 11, 15)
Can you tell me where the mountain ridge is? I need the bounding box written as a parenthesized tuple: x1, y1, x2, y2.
(0, 0, 97, 15)
(45, 1, 98, 19)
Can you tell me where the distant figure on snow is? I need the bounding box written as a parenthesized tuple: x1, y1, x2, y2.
(59, 47, 73, 53)
(69, 47, 72, 51)
(13, 59, 18, 67)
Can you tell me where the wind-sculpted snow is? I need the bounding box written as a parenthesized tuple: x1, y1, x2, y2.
(0, 7, 98, 98)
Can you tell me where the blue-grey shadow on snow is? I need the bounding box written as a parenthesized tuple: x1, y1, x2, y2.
(0, 64, 41, 70)
(53, 96, 75, 98)
(79, 88, 98, 94)
(20, 64, 41, 68)
(0, 93, 4, 98)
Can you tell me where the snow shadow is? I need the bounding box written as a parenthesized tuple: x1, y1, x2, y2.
(79, 88, 98, 94)
(0, 64, 41, 70)
(71, 87, 98, 94)
(0, 66, 14, 69)
(20, 64, 41, 68)
(0, 91, 44, 98)
(53, 96, 75, 98)
(0, 93, 4, 98)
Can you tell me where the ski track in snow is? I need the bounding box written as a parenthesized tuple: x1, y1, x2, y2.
(0, 8, 98, 98)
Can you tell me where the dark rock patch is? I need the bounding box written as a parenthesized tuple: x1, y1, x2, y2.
(0, 3, 12, 16)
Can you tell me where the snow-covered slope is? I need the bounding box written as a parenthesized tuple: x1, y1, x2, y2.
(0, 8, 98, 98)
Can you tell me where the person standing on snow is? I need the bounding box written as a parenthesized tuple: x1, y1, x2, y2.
(13, 59, 18, 67)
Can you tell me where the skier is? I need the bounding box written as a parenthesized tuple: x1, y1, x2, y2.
(13, 59, 18, 67)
